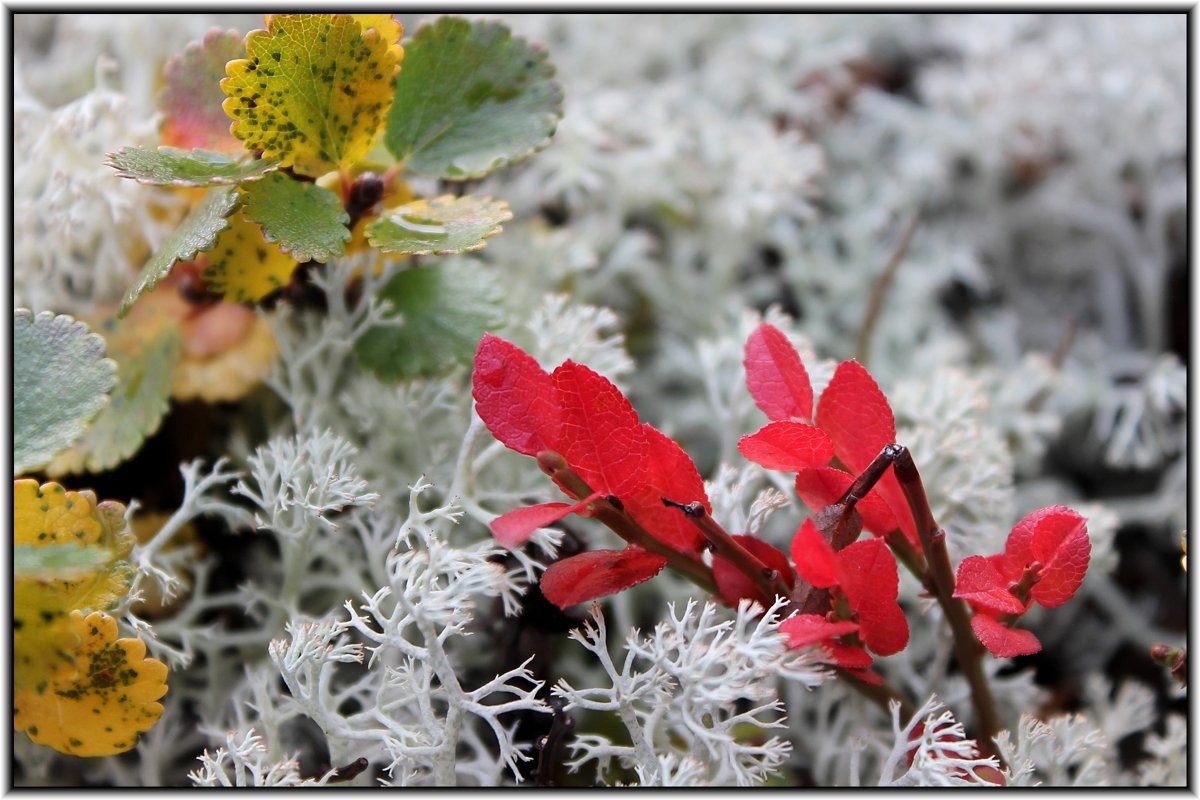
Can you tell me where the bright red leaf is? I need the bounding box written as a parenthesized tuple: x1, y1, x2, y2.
(621, 424, 708, 557)
(552, 361, 647, 497)
(970, 613, 1041, 658)
(472, 333, 561, 457)
(539, 547, 667, 608)
(837, 537, 908, 656)
(489, 492, 601, 550)
(794, 467, 900, 537)
(713, 534, 794, 608)
(953, 555, 1027, 616)
(790, 518, 839, 588)
(737, 421, 833, 472)
(1004, 505, 1089, 609)
(814, 360, 916, 543)
(779, 614, 875, 670)
(743, 322, 813, 422)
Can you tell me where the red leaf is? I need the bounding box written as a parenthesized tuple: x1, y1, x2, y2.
(539, 547, 667, 609)
(814, 361, 916, 543)
(953, 555, 1027, 615)
(790, 518, 839, 588)
(159, 29, 246, 153)
(837, 537, 908, 656)
(826, 643, 875, 670)
(622, 424, 708, 557)
(737, 421, 833, 472)
(1003, 506, 1091, 608)
(794, 467, 900, 537)
(970, 613, 1041, 658)
(1029, 507, 1089, 608)
(552, 361, 647, 497)
(779, 613, 859, 649)
(472, 334, 561, 457)
(713, 535, 794, 608)
(489, 492, 602, 550)
(743, 322, 813, 422)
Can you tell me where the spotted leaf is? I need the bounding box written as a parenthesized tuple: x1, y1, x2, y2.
(15, 611, 168, 757)
(222, 14, 400, 177)
(201, 211, 300, 303)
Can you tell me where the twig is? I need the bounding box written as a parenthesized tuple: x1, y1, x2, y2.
(662, 498, 792, 600)
(856, 214, 920, 367)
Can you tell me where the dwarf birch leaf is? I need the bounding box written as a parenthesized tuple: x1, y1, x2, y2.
(816, 360, 916, 544)
(622, 424, 708, 557)
(472, 333, 561, 457)
(106, 147, 279, 186)
(15, 610, 168, 757)
(540, 547, 667, 609)
(46, 308, 181, 476)
(201, 211, 299, 303)
(158, 28, 246, 153)
(14, 480, 134, 692)
(971, 613, 1041, 658)
(384, 16, 563, 179)
(222, 14, 399, 177)
(744, 322, 814, 421)
(366, 195, 511, 256)
(239, 173, 350, 262)
(120, 185, 239, 317)
(738, 421, 833, 472)
(14, 310, 117, 475)
(794, 467, 900, 537)
(355, 261, 504, 380)
(552, 361, 647, 498)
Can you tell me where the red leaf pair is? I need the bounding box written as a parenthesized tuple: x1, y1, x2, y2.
(791, 518, 909, 657)
(741, 323, 916, 544)
(953, 505, 1089, 658)
(472, 334, 709, 609)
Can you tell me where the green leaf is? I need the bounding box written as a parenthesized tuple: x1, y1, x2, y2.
(222, 14, 401, 177)
(355, 260, 504, 380)
(15, 543, 113, 582)
(384, 16, 563, 179)
(46, 307, 182, 476)
(365, 194, 511, 256)
(106, 146, 279, 186)
(158, 28, 247, 153)
(240, 173, 350, 262)
(120, 185, 240, 317)
(14, 310, 117, 475)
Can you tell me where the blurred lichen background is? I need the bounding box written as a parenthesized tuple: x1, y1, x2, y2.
(13, 12, 1186, 787)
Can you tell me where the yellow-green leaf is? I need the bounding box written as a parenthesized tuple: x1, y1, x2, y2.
(15, 611, 168, 757)
(202, 210, 300, 303)
(366, 195, 512, 256)
(120, 185, 240, 317)
(222, 14, 400, 177)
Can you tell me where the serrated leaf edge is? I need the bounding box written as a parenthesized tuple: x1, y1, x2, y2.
(105, 146, 280, 187)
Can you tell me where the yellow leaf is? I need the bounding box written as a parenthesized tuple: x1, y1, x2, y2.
(15, 611, 168, 757)
(202, 211, 298, 303)
(13, 480, 134, 692)
(350, 14, 405, 66)
(223, 14, 400, 177)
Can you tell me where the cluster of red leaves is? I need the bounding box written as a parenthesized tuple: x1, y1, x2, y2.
(472, 334, 708, 608)
(953, 506, 1090, 657)
(472, 322, 1089, 670)
(741, 323, 917, 544)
